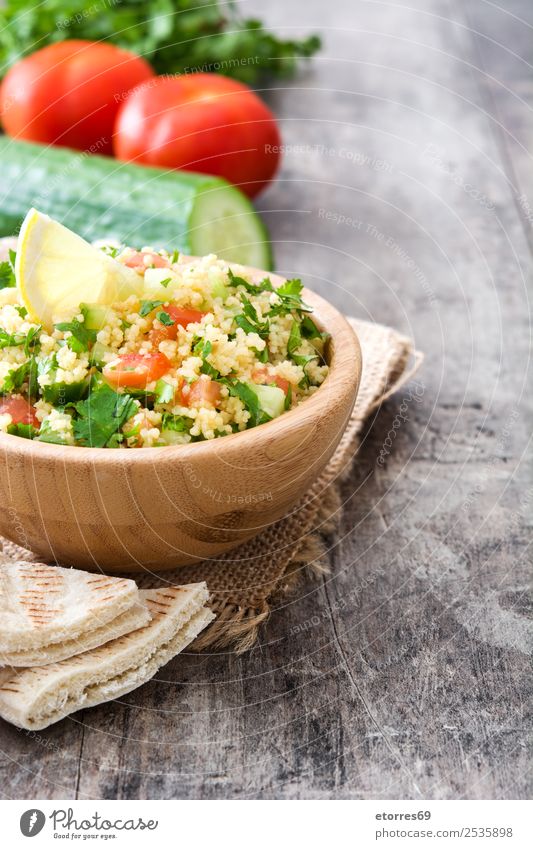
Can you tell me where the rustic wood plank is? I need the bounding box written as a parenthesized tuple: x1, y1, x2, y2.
(1, 0, 531, 799)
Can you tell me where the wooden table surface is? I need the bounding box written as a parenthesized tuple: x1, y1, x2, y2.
(1, 0, 531, 800)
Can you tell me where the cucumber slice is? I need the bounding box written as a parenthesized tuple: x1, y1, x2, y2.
(211, 277, 230, 302)
(143, 268, 177, 298)
(81, 303, 111, 331)
(159, 430, 192, 445)
(90, 341, 116, 368)
(155, 379, 175, 405)
(189, 184, 273, 269)
(0, 139, 273, 270)
(248, 383, 286, 419)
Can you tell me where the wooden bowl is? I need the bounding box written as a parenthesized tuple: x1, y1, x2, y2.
(0, 265, 361, 572)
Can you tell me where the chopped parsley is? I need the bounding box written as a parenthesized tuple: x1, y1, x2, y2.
(193, 338, 219, 379)
(72, 382, 138, 448)
(139, 299, 165, 317)
(99, 244, 120, 258)
(54, 310, 96, 354)
(284, 384, 292, 410)
(269, 278, 312, 317)
(0, 360, 32, 394)
(227, 267, 271, 295)
(23, 325, 42, 356)
(223, 380, 271, 428)
(156, 310, 174, 326)
(0, 325, 41, 352)
(161, 413, 193, 432)
(300, 315, 327, 341)
(0, 258, 16, 289)
(234, 296, 269, 339)
(287, 320, 319, 386)
(7, 422, 38, 440)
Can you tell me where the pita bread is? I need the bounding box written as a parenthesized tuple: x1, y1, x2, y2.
(0, 561, 140, 654)
(1, 601, 151, 666)
(0, 583, 214, 730)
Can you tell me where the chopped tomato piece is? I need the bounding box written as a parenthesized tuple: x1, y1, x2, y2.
(103, 352, 171, 388)
(123, 250, 170, 270)
(252, 366, 290, 395)
(182, 377, 222, 408)
(0, 397, 39, 427)
(149, 305, 206, 346)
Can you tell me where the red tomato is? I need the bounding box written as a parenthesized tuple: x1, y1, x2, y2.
(103, 352, 171, 388)
(182, 377, 222, 408)
(114, 73, 281, 197)
(252, 367, 290, 395)
(0, 41, 153, 154)
(149, 305, 206, 347)
(0, 397, 39, 427)
(123, 251, 170, 270)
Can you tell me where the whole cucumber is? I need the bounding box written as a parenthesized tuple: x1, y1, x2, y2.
(0, 138, 272, 269)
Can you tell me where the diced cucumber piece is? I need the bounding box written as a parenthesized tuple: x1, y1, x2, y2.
(144, 268, 175, 286)
(159, 430, 192, 445)
(81, 303, 112, 331)
(248, 382, 286, 419)
(143, 268, 178, 298)
(35, 420, 69, 444)
(211, 277, 230, 302)
(155, 379, 175, 405)
(90, 341, 115, 368)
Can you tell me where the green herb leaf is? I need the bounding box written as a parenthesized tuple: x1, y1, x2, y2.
(139, 299, 165, 317)
(268, 278, 312, 317)
(193, 337, 220, 379)
(72, 382, 137, 448)
(0, 3, 319, 85)
(222, 379, 271, 428)
(300, 315, 326, 340)
(23, 325, 42, 356)
(99, 244, 121, 258)
(0, 325, 41, 351)
(287, 319, 319, 383)
(227, 268, 274, 295)
(0, 360, 31, 394)
(234, 296, 270, 341)
(54, 311, 96, 353)
(161, 413, 193, 433)
(156, 310, 174, 326)
(284, 384, 293, 411)
(0, 260, 15, 290)
(7, 422, 37, 440)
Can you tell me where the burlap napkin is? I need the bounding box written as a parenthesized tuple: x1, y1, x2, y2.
(0, 318, 422, 652)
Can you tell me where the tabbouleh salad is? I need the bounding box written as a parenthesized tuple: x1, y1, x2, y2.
(0, 247, 329, 448)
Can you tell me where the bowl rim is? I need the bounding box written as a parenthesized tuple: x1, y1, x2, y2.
(0, 281, 361, 464)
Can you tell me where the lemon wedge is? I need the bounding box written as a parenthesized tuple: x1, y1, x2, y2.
(16, 208, 142, 330)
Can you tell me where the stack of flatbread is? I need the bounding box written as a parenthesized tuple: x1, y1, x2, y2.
(0, 561, 214, 730)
